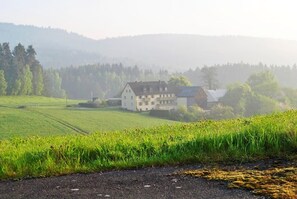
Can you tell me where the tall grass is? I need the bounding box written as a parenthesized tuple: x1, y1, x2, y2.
(0, 111, 297, 180)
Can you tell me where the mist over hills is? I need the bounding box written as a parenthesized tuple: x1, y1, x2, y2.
(0, 23, 102, 68)
(1, 22, 297, 70)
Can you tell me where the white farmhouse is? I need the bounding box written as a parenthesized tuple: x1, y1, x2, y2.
(121, 81, 176, 111)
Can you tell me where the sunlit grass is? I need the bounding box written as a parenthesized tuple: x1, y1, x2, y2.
(0, 110, 296, 180)
(0, 96, 177, 139)
(32, 107, 177, 133)
(0, 96, 80, 107)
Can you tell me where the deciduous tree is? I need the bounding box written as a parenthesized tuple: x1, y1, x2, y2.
(201, 66, 218, 89)
(0, 70, 7, 95)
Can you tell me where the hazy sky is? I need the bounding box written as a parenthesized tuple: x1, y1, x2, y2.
(1, 0, 297, 40)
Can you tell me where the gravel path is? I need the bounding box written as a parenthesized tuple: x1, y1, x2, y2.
(0, 165, 264, 199)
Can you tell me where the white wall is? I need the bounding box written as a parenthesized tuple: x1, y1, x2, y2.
(122, 83, 177, 112)
(136, 94, 159, 111)
(121, 84, 136, 111)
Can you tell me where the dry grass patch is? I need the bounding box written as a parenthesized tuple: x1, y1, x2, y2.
(184, 166, 297, 199)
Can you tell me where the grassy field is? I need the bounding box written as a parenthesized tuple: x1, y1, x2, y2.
(0, 96, 177, 139)
(0, 96, 79, 107)
(0, 110, 296, 180)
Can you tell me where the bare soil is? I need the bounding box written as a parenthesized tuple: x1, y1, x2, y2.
(0, 165, 264, 199)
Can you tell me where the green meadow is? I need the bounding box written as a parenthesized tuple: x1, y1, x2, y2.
(0, 96, 177, 139)
(0, 104, 296, 179)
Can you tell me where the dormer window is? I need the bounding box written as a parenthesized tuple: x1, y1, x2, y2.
(149, 87, 153, 92)
(143, 87, 147, 93)
(164, 87, 168, 91)
(159, 87, 163, 92)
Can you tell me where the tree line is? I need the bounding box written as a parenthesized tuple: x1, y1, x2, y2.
(55, 62, 297, 101)
(0, 43, 65, 97)
(58, 64, 169, 99)
(170, 70, 297, 122)
(183, 62, 297, 89)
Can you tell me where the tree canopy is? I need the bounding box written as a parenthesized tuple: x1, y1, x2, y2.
(200, 66, 218, 89)
(0, 43, 64, 98)
(247, 70, 279, 98)
(168, 76, 192, 87)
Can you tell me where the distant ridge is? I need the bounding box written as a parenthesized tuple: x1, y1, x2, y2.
(0, 22, 102, 68)
(1, 23, 297, 70)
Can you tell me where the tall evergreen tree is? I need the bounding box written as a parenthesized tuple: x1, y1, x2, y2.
(13, 43, 26, 73)
(25, 45, 36, 66)
(11, 43, 27, 95)
(201, 66, 218, 89)
(26, 45, 44, 95)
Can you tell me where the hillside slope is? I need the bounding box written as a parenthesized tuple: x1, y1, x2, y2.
(2, 23, 297, 70)
(0, 23, 102, 68)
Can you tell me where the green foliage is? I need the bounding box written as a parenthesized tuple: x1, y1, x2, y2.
(58, 64, 169, 99)
(247, 70, 279, 98)
(0, 110, 296, 180)
(19, 65, 33, 95)
(43, 69, 66, 98)
(207, 104, 235, 120)
(33, 66, 44, 95)
(220, 83, 252, 115)
(169, 105, 205, 122)
(245, 94, 280, 117)
(10, 79, 21, 95)
(184, 62, 297, 90)
(0, 43, 45, 96)
(220, 72, 286, 118)
(168, 75, 191, 87)
(282, 88, 297, 108)
(0, 70, 7, 95)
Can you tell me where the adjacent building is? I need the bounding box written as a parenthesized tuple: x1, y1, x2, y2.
(121, 81, 176, 111)
(176, 86, 208, 109)
(206, 89, 227, 108)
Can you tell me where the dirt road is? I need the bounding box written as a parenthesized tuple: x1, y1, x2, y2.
(0, 165, 263, 199)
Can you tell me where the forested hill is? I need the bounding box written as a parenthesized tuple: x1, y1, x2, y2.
(0, 23, 102, 68)
(96, 35, 297, 70)
(3, 23, 297, 70)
